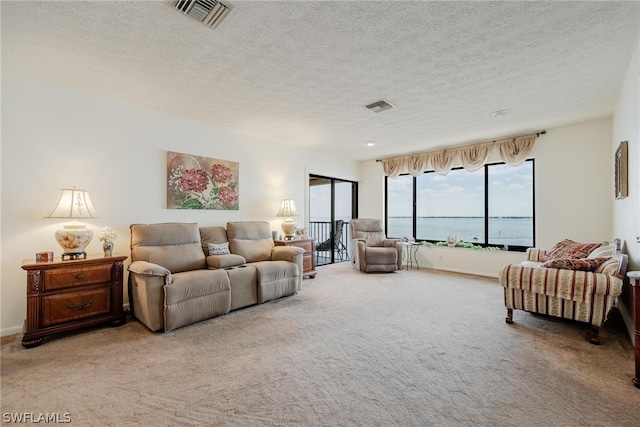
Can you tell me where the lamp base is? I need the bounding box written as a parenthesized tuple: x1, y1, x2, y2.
(61, 252, 87, 261)
(280, 219, 297, 240)
(55, 223, 93, 256)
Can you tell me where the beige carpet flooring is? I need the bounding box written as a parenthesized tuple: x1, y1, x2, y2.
(1, 263, 639, 426)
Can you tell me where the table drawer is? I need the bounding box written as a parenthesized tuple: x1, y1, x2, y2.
(44, 264, 112, 291)
(303, 254, 313, 272)
(42, 288, 111, 327)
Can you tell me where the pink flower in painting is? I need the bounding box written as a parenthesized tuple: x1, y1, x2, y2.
(211, 164, 233, 184)
(181, 169, 209, 192)
(218, 187, 238, 206)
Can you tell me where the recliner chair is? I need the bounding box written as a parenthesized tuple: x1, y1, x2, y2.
(349, 218, 402, 273)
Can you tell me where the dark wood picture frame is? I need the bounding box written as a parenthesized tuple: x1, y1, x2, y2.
(615, 140, 628, 199)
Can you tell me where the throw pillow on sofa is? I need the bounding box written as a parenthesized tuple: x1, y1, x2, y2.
(208, 242, 231, 255)
(541, 257, 607, 271)
(545, 239, 603, 261)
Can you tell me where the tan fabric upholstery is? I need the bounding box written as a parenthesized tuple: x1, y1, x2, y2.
(128, 221, 301, 332)
(164, 269, 231, 331)
(226, 266, 259, 310)
(251, 261, 299, 302)
(199, 226, 229, 254)
(227, 221, 274, 262)
(349, 218, 402, 273)
(206, 254, 246, 269)
(131, 223, 205, 273)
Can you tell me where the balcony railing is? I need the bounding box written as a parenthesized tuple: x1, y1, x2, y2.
(308, 221, 351, 266)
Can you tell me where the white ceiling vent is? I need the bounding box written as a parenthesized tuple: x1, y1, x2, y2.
(365, 100, 394, 113)
(174, 0, 230, 29)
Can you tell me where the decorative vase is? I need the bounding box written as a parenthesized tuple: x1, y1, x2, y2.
(103, 240, 114, 256)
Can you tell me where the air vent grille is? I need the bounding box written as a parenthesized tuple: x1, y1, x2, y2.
(365, 100, 394, 113)
(174, 0, 230, 29)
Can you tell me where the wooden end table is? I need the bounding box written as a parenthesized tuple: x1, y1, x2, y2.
(21, 253, 127, 348)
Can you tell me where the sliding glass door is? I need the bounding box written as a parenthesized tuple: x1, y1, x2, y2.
(309, 175, 357, 266)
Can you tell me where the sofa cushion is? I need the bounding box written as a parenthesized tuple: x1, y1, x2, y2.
(130, 223, 206, 273)
(545, 239, 603, 261)
(208, 242, 230, 255)
(587, 244, 614, 259)
(541, 257, 607, 271)
(595, 258, 621, 276)
(206, 254, 246, 269)
(199, 226, 228, 254)
(164, 269, 231, 332)
(226, 221, 274, 262)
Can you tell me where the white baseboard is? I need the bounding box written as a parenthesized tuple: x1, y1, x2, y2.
(420, 266, 498, 279)
(1, 324, 23, 338)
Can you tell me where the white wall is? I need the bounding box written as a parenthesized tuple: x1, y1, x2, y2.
(612, 41, 640, 336)
(0, 75, 360, 335)
(360, 119, 616, 275)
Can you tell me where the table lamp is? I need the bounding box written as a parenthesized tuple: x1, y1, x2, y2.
(276, 199, 298, 239)
(45, 187, 98, 260)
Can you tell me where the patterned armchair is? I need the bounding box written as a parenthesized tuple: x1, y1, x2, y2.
(498, 241, 627, 344)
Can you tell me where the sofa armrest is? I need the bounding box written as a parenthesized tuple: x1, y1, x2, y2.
(271, 246, 304, 262)
(128, 260, 172, 284)
(206, 254, 246, 269)
(127, 261, 171, 331)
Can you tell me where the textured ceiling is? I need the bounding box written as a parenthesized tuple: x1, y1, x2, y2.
(2, 1, 639, 161)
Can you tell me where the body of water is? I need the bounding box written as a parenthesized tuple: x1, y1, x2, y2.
(388, 216, 533, 246)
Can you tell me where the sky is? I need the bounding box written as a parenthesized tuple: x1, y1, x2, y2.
(387, 161, 533, 217)
(307, 161, 533, 221)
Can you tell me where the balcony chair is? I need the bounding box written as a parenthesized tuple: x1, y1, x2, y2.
(316, 220, 348, 264)
(349, 218, 402, 273)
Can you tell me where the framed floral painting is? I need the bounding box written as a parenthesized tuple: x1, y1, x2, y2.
(167, 151, 239, 210)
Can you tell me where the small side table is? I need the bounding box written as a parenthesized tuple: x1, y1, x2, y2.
(627, 271, 640, 388)
(401, 242, 421, 270)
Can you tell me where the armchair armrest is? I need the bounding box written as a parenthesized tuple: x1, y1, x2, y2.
(526, 248, 547, 262)
(382, 238, 400, 247)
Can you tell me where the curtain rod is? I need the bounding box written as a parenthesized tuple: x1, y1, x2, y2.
(375, 130, 547, 162)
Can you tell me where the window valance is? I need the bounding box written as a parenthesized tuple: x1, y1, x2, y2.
(380, 132, 542, 177)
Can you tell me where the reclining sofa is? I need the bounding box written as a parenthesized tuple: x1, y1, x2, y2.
(128, 222, 304, 332)
(498, 240, 628, 344)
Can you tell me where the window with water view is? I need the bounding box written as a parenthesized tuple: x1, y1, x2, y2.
(386, 160, 534, 249)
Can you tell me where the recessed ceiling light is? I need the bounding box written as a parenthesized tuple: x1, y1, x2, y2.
(366, 141, 375, 147)
(491, 109, 510, 118)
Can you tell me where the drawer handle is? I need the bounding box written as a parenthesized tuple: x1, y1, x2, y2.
(66, 300, 93, 311)
(75, 274, 85, 280)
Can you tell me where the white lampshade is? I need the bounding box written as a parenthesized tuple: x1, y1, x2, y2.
(276, 199, 298, 239)
(46, 188, 98, 219)
(45, 188, 98, 258)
